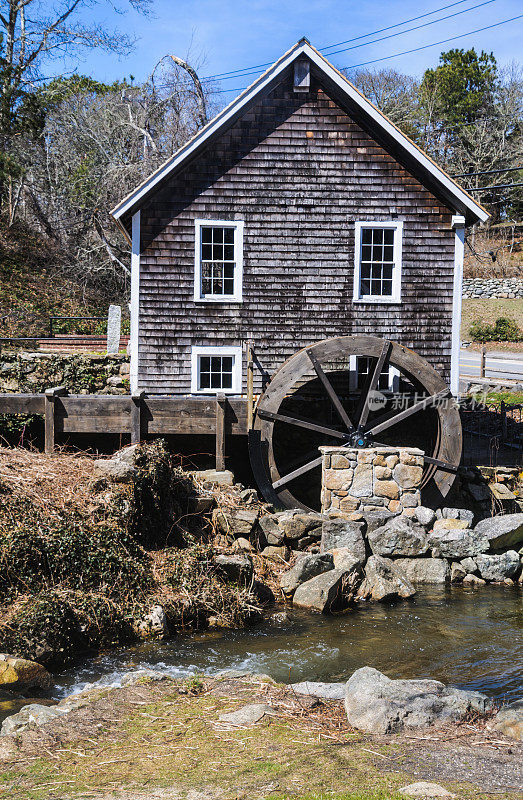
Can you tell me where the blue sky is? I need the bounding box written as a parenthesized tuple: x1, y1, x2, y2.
(60, 0, 523, 98)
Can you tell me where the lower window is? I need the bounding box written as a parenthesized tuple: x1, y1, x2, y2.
(191, 346, 242, 394)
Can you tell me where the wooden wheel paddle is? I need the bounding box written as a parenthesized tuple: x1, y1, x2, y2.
(248, 335, 462, 511)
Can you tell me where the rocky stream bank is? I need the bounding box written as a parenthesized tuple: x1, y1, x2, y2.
(0, 668, 521, 800)
(0, 442, 522, 797)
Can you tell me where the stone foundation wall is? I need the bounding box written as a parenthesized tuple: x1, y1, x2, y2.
(0, 351, 130, 395)
(462, 277, 523, 299)
(320, 446, 423, 516)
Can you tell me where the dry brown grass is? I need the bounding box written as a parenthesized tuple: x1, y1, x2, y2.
(0, 446, 97, 513)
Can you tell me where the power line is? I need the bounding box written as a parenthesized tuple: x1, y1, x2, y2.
(320, 0, 479, 52)
(202, 0, 497, 81)
(452, 166, 522, 177)
(202, 12, 523, 94)
(468, 182, 523, 191)
(324, 0, 498, 58)
(340, 13, 523, 71)
(204, 0, 499, 82)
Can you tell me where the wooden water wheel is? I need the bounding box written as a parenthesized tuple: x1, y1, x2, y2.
(248, 335, 462, 511)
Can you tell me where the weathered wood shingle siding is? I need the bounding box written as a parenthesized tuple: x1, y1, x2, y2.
(138, 74, 455, 395)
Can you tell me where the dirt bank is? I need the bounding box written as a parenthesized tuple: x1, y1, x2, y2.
(0, 443, 277, 670)
(0, 673, 520, 800)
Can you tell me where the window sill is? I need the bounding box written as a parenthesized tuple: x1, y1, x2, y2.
(191, 389, 242, 395)
(193, 296, 243, 304)
(353, 297, 402, 304)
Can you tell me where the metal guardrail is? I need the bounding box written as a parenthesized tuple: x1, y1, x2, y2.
(461, 400, 523, 466)
(48, 316, 107, 337)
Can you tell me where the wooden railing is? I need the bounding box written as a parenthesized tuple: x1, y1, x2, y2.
(0, 391, 248, 467)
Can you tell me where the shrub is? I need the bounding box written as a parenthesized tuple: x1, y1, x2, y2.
(469, 316, 522, 343)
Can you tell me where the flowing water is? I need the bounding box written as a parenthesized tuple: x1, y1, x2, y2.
(1, 585, 521, 722)
(52, 585, 522, 703)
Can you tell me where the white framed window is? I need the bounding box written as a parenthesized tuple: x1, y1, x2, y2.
(194, 219, 244, 302)
(191, 345, 243, 394)
(353, 221, 402, 303)
(349, 356, 399, 392)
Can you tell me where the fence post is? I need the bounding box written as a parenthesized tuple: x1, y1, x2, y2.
(501, 399, 507, 442)
(246, 340, 254, 431)
(130, 391, 144, 444)
(44, 386, 67, 455)
(215, 392, 226, 471)
(480, 346, 486, 379)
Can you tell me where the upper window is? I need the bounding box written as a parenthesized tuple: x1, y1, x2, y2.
(353, 221, 402, 303)
(194, 219, 243, 302)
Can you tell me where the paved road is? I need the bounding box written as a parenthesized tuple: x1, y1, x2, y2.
(460, 348, 523, 383)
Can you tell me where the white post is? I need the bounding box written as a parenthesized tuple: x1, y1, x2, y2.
(106, 304, 121, 355)
(450, 215, 466, 396)
(130, 210, 141, 394)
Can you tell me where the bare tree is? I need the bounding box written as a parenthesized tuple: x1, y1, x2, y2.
(15, 54, 215, 299)
(346, 67, 419, 134)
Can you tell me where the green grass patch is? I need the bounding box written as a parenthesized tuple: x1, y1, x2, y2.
(461, 298, 523, 343)
(0, 690, 482, 800)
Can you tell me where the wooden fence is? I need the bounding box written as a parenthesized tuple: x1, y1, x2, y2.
(0, 390, 249, 469)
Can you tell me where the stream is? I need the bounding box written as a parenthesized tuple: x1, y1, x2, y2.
(1, 585, 521, 722)
(53, 585, 522, 704)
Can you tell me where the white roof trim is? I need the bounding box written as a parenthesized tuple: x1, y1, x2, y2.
(111, 40, 488, 224)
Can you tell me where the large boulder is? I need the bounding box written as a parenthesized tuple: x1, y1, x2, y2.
(192, 468, 235, 486)
(367, 517, 428, 557)
(0, 655, 52, 692)
(413, 507, 436, 529)
(214, 554, 253, 584)
(394, 558, 450, 584)
(364, 509, 395, 534)
(358, 555, 415, 602)
(474, 513, 523, 551)
(132, 605, 168, 639)
(258, 514, 285, 546)
(450, 562, 467, 583)
(292, 568, 351, 613)
(262, 510, 324, 544)
(441, 507, 474, 526)
(93, 458, 135, 482)
(475, 551, 520, 581)
(490, 700, 523, 741)
(331, 547, 362, 572)
(291, 681, 346, 700)
(428, 529, 489, 559)
(276, 510, 324, 542)
(212, 508, 259, 539)
(279, 553, 333, 595)
(344, 666, 493, 734)
(1, 703, 66, 736)
(320, 518, 366, 565)
(432, 518, 470, 532)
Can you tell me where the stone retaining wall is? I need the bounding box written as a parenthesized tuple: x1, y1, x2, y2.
(0, 351, 130, 395)
(320, 446, 423, 515)
(462, 278, 523, 299)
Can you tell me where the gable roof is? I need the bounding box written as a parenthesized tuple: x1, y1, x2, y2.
(111, 39, 489, 226)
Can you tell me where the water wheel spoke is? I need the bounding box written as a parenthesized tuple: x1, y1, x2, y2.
(272, 454, 323, 490)
(367, 388, 451, 437)
(373, 440, 458, 472)
(356, 340, 392, 428)
(257, 408, 347, 440)
(422, 454, 458, 471)
(306, 348, 354, 432)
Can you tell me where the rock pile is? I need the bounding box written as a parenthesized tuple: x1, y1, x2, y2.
(462, 277, 523, 299)
(209, 475, 523, 613)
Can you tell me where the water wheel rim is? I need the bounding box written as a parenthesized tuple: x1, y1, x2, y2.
(251, 335, 462, 511)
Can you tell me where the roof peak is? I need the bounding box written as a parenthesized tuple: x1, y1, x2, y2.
(111, 40, 488, 225)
